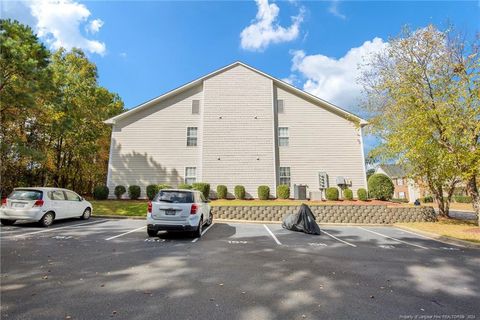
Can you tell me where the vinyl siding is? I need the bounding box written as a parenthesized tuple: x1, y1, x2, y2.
(108, 85, 203, 198)
(202, 65, 275, 198)
(275, 86, 366, 196)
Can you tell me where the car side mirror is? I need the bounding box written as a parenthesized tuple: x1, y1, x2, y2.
(79, 197, 84, 201)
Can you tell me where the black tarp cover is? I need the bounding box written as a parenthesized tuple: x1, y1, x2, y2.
(282, 204, 321, 235)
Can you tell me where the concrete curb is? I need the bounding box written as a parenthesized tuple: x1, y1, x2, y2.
(214, 218, 394, 226)
(92, 215, 145, 220)
(394, 225, 480, 249)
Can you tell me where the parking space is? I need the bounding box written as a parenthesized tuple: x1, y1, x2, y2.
(1, 218, 479, 319)
(0, 218, 472, 251)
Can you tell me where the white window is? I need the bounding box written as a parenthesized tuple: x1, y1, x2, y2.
(187, 127, 197, 146)
(277, 100, 284, 113)
(278, 127, 289, 146)
(399, 191, 406, 199)
(192, 100, 200, 114)
(279, 167, 291, 186)
(397, 178, 404, 186)
(185, 167, 196, 184)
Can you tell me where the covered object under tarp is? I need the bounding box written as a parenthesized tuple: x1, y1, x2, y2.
(282, 204, 321, 235)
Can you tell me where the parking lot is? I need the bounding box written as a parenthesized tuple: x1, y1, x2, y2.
(1, 218, 479, 320)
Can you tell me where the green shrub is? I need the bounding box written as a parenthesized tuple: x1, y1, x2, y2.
(421, 196, 434, 203)
(357, 188, 368, 201)
(367, 174, 394, 201)
(258, 185, 270, 200)
(192, 182, 210, 199)
(391, 198, 409, 203)
(157, 184, 171, 191)
(343, 188, 353, 200)
(93, 185, 109, 200)
(178, 183, 192, 190)
(454, 195, 472, 203)
(234, 185, 246, 200)
(114, 185, 126, 199)
(276, 185, 290, 199)
(128, 185, 141, 200)
(326, 187, 339, 201)
(146, 184, 159, 200)
(216, 185, 228, 199)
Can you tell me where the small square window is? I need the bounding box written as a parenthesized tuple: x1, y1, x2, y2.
(185, 167, 196, 184)
(192, 100, 200, 114)
(187, 127, 197, 146)
(278, 127, 289, 147)
(279, 167, 291, 186)
(277, 100, 284, 113)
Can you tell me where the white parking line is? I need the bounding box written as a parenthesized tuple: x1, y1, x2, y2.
(394, 227, 466, 248)
(357, 226, 429, 250)
(105, 226, 146, 241)
(263, 224, 282, 245)
(192, 223, 215, 242)
(11, 220, 107, 238)
(322, 229, 357, 247)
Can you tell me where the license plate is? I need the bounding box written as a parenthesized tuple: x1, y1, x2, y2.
(13, 203, 25, 208)
(164, 209, 176, 215)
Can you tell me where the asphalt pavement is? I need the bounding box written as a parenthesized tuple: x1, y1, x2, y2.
(1, 218, 479, 320)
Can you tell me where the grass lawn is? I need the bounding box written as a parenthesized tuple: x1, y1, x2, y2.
(432, 202, 475, 212)
(397, 218, 480, 244)
(91, 200, 147, 217)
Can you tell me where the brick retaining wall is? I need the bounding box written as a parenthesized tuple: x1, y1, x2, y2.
(212, 205, 436, 224)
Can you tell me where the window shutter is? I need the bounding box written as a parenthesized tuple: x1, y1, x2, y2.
(277, 100, 284, 113)
(192, 100, 200, 114)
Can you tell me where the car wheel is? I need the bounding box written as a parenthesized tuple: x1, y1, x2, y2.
(206, 211, 213, 226)
(81, 208, 91, 220)
(147, 229, 158, 237)
(39, 212, 54, 227)
(0, 219, 16, 226)
(193, 218, 203, 238)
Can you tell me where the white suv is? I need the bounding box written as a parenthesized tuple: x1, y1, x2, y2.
(0, 187, 93, 227)
(147, 189, 212, 238)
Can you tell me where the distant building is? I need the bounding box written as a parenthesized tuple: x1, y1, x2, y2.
(375, 164, 425, 202)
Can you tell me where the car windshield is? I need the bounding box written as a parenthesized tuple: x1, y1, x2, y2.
(8, 190, 43, 201)
(156, 191, 194, 203)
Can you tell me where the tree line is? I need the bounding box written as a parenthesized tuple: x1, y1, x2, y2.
(361, 25, 479, 224)
(0, 19, 124, 196)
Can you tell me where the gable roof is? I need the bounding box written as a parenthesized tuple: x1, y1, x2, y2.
(377, 164, 407, 178)
(104, 61, 368, 126)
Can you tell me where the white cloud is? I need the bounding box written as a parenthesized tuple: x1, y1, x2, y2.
(86, 18, 104, 34)
(289, 37, 388, 111)
(2, 0, 106, 56)
(328, 0, 346, 20)
(240, 0, 304, 51)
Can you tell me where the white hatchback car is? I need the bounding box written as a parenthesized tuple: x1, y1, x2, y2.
(147, 189, 212, 238)
(0, 187, 93, 227)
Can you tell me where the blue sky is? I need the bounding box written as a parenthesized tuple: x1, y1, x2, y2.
(2, 0, 479, 152)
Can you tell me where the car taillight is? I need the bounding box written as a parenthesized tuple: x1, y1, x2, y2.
(190, 203, 198, 215)
(1, 198, 6, 207)
(147, 201, 152, 213)
(33, 200, 44, 207)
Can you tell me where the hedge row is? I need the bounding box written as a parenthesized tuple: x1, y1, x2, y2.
(95, 184, 378, 202)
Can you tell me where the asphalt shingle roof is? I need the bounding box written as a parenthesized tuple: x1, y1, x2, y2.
(378, 164, 407, 178)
